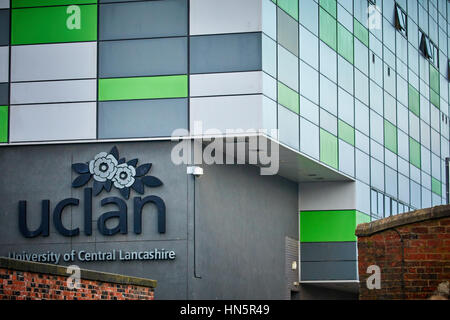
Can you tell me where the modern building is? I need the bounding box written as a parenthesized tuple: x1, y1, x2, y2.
(0, 0, 448, 299)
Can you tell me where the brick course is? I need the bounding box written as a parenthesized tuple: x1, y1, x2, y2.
(356, 205, 450, 300)
(0, 258, 156, 300)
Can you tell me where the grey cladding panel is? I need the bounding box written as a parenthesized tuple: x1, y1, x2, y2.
(277, 8, 298, 56)
(0, 9, 9, 46)
(99, 38, 187, 78)
(99, 0, 188, 40)
(301, 261, 357, 281)
(0, 82, 8, 105)
(301, 242, 357, 262)
(190, 33, 262, 74)
(98, 98, 188, 139)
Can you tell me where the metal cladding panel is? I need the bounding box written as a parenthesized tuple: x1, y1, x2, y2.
(0, 9, 9, 46)
(0, 46, 8, 83)
(190, 33, 262, 74)
(190, 0, 261, 35)
(300, 242, 357, 262)
(10, 102, 97, 142)
(98, 98, 188, 139)
(11, 42, 97, 82)
(189, 95, 264, 133)
(190, 72, 263, 97)
(0, 82, 8, 105)
(301, 261, 357, 281)
(277, 7, 299, 57)
(278, 105, 299, 150)
(11, 80, 97, 105)
(0, 0, 9, 8)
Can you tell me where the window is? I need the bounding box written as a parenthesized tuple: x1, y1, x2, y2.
(394, 4, 407, 37)
(448, 59, 450, 81)
(420, 31, 439, 68)
(429, 41, 438, 67)
(371, 189, 413, 219)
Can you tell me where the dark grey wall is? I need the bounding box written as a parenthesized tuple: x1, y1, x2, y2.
(0, 141, 298, 300)
(189, 163, 298, 299)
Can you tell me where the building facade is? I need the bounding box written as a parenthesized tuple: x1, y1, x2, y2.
(0, 0, 449, 299)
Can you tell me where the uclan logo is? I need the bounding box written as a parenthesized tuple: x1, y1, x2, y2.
(18, 146, 166, 238)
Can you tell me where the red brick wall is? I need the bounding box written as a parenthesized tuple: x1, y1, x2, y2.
(358, 216, 450, 300)
(0, 268, 155, 300)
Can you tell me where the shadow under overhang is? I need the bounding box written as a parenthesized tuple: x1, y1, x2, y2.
(188, 133, 354, 184)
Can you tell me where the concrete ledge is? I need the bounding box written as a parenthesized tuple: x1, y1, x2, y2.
(0, 257, 157, 288)
(355, 204, 450, 237)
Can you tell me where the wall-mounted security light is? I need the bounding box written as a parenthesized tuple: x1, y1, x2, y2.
(187, 166, 204, 178)
(291, 261, 297, 271)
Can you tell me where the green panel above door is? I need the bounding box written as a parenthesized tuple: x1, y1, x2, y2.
(11, 4, 98, 45)
(300, 210, 358, 242)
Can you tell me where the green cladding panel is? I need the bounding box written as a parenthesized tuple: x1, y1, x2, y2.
(98, 75, 188, 102)
(384, 120, 398, 154)
(277, 0, 298, 21)
(353, 18, 369, 47)
(430, 89, 440, 109)
(320, 129, 338, 170)
(320, 0, 337, 18)
(338, 120, 355, 146)
(0, 106, 7, 143)
(300, 210, 358, 242)
(278, 81, 299, 114)
(408, 84, 420, 117)
(11, 5, 98, 45)
(12, 0, 97, 8)
(429, 65, 440, 95)
(409, 138, 421, 169)
(337, 23, 354, 64)
(320, 8, 337, 51)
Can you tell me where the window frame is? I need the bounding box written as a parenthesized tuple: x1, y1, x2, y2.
(420, 30, 439, 68)
(394, 3, 407, 38)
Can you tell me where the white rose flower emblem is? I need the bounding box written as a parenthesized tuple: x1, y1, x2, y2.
(89, 152, 118, 182)
(113, 163, 136, 189)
